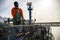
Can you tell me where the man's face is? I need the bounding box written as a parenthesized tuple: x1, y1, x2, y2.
(14, 3, 18, 8)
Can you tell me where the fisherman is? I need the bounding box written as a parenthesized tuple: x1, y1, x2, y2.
(11, 1, 24, 25)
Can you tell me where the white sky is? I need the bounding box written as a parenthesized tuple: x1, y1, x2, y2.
(0, 0, 60, 22)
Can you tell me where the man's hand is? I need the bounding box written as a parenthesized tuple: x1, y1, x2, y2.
(21, 17, 25, 25)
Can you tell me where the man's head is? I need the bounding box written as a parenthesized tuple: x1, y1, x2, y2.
(14, 1, 19, 8)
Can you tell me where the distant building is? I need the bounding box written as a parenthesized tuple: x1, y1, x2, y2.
(0, 16, 4, 23)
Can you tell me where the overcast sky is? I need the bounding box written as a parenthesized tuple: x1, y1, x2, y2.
(0, 0, 60, 22)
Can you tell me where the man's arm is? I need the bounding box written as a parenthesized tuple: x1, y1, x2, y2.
(19, 8, 24, 19)
(19, 8, 24, 24)
(11, 8, 16, 18)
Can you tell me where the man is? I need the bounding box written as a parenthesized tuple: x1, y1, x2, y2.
(11, 1, 24, 25)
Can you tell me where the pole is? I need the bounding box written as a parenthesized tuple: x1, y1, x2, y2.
(27, 2, 33, 24)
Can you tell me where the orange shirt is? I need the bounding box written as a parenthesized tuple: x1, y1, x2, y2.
(11, 7, 23, 18)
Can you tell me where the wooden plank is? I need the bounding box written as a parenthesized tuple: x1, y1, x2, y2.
(17, 33, 24, 36)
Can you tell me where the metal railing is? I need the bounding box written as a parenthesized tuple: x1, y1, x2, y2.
(0, 24, 55, 40)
